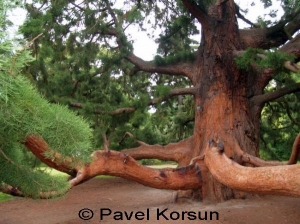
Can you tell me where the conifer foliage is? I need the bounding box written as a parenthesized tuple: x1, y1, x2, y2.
(0, 0, 93, 198)
(1, 0, 300, 201)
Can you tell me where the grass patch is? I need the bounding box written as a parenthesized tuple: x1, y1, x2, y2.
(0, 192, 14, 203)
(147, 164, 177, 169)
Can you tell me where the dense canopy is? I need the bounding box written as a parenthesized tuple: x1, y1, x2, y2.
(1, 0, 299, 202)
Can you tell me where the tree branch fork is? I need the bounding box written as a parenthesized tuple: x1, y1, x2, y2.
(2, 133, 300, 199)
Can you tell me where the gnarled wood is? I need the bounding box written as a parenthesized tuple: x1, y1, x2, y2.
(80, 150, 202, 190)
(205, 140, 300, 197)
(121, 136, 193, 163)
(23, 134, 202, 196)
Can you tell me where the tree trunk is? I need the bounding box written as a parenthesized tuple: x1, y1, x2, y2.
(188, 2, 261, 202)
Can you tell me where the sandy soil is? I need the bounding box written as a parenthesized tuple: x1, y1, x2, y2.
(1, 177, 300, 224)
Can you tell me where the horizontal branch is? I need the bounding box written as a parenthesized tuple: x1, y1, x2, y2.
(22, 134, 202, 198)
(121, 136, 194, 163)
(79, 150, 202, 190)
(69, 87, 196, 115)
(251, 83, 300, 106)
(149, 87, 197, 105)
(204, 140, 300, 197)
(126, 54, 195, 80)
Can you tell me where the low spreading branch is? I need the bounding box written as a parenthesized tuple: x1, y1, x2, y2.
(21, 134, 202, 198)
(0, 182, 23, 197)
(205, 139, 300, 197)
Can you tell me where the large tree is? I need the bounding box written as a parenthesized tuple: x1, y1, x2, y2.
(2, 0, 300, 203)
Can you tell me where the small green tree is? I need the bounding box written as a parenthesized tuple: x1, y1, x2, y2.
(0, 1, 93, 198)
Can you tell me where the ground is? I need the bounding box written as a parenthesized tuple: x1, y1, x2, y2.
(1, 177, 300, 224)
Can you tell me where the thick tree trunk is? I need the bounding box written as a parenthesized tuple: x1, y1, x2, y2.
(187, 1, 262, 202)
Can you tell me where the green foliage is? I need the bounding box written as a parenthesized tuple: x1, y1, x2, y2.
(259, 74, 300, 160)
(154, 51, 195, 66)
(0, 67, 93, 197)
(235, 48, 295, 73)
(0, 192, 13, 202)
(0, 5, 94, 197)
(0, 72, 93, 159)
(154, 85, 171, 98)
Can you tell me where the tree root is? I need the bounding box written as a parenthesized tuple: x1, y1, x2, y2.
(205, 138, 300, 197)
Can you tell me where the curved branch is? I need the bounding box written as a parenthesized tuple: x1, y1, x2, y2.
(251, 83, 300, 106)
(23, 135, 202, 194)
(101, 1, 194, 79)
(256, 53, 300, 73)
(204, 140, 300, 197)
(126, 54, 194, 80)
(23, 135, 77, 176)
(121, 136, 194, 162)
(78, 150, 202, 190)
(232, 134, 300, 167)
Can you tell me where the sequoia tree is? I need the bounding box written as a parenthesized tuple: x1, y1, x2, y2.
(1, 0, 300, 203)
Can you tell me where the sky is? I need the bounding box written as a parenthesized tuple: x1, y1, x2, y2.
(8, 1, 283, 60)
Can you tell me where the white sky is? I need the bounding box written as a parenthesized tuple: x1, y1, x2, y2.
(8, 1, 283, 60)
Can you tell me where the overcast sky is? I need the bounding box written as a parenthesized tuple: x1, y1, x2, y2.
(8, 1, 283, 60)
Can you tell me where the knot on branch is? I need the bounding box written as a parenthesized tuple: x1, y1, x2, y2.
(209, 138, 224, 153)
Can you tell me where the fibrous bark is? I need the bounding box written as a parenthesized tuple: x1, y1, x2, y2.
(19, 133, 300, 200)
(205, 139, 300, 197)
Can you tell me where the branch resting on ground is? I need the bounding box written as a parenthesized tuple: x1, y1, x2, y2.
(19, 134, 201, 198)
(205, 137, 300, 197)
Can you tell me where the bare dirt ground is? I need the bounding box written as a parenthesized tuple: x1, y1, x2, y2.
(1, 177, 300, 224)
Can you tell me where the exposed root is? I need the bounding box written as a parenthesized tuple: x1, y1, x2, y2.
(233, 134, 300, 167)
(205, 139, 300, 197)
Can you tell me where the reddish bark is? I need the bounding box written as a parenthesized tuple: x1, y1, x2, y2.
(205, 139, 300, 197)
(6, 0, 300, 202)
(23, 135, 202, 197)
